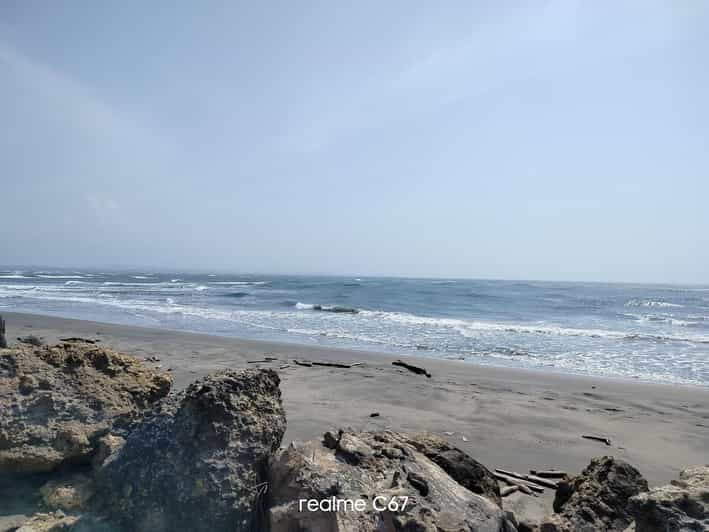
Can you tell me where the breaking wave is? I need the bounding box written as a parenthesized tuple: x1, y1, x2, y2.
(625, 299, 684, 308)
(357, 310, 709, 345)
(294, 302, 359, 314)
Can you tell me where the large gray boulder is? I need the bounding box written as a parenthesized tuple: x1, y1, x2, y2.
(268, 428, 516, 532)
(403, 432, 501, 506)
(0, 343, 172, 475)
(541, 456, 648, 531)
(94, 369, 286, 532)
(628, 465, 709, 531)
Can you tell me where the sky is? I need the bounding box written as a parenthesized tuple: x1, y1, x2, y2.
(1, 1, 707, 283)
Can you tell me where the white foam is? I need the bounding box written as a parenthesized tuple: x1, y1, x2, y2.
(209, 281, 268, 286)
(625, 299, 684, 308)
(36, 275, 85, 279)
(357, 310, 709, 344)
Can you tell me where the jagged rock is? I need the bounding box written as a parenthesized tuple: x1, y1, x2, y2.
(94, 369, 286, 532)
(90, 434, 125, 469)
(540, 456, 648, 531)
(15, 511, 79, 531)
(504, 489, 546, 532)
(403, 432, 501, 506)
(0, 343, 171, 475)
(628, 465, 709, 531)
(39, 474, 94, 512)
(268, 429, 517, 532)
(17, 335, 44, 347)
(0, 316, 7, 349)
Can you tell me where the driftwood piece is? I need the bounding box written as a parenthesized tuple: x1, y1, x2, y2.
(493, 472, 544, 494)
(525, 474, 558, 489)
(495, 473, 536, 495)
(495, 468, 558, 489)
(500, 485, 519, 497)
(59, 337, 98, 344)
(247, 359, 277, 364)
(0, 315, 6, 349)
(392, 360, 431, 378)
(530, 469, 567, 479)
(293, 360, 362, 369)
(498, 469, 557, 489)
(311, 361, 354, 369)
(582, 434, 611, 446)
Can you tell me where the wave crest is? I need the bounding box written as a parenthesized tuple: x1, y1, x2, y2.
(625, 299, 683, 308)
(294, 302, 359, 314)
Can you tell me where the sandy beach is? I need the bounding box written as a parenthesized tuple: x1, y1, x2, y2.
(4, 310, 707, 498)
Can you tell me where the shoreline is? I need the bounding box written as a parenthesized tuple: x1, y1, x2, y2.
(3, 310, 706, 390)
(3, 310, 709, 490)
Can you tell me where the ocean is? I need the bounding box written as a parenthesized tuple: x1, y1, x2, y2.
(1, 269, 707, 386)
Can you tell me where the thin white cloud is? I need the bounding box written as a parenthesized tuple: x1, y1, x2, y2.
(0, 41, 172, 165)
(279, 1, 700, 155)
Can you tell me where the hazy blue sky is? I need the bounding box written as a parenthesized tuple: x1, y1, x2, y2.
(1, 1, 707, 283)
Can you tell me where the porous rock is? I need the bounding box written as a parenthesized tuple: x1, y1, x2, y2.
(14, 511, 79, 532)
(90, 434, 125, 469)
(269, 428, 517, 532)
(0, 343, 171, 475)
(628, 465, 709, 531)
(540, 456, 648, 531)
(94, 369, 286, 532)
(39, 473, 94, 512)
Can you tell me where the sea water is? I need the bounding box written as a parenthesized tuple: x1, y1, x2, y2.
(1, 270, 707, 385)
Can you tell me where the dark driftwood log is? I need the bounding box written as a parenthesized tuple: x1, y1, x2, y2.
(311, 361, 354, 369)
(582, 434, 611, 446)
(392, 360, 431, 378)
(59, 337, 98, 344)
(0, 315, 6, 349)
(530, 469, 568, 479)
(293, 360, 362, 369)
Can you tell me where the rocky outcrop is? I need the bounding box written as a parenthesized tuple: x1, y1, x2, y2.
(39, 474, 94, 513)
(0, 343, 172, 475)
(540, 456, 648, 531)
(14, 511, 79, 532)
(268, 428, 516, 532)
(94, 369, 286, 532)
(403, 432, 502, 506)
(628, 465, 709, 531)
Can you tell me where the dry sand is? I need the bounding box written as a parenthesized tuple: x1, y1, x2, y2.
(4, 310, 708, 519)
